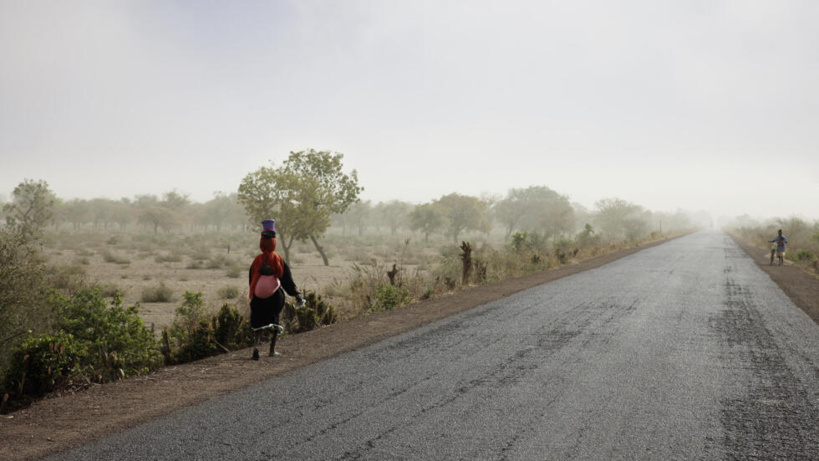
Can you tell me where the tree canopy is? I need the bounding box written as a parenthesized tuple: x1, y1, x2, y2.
(433, 193, 490, 243)
(494, 186, 575, 240)
(237, 149, 362, 264)
(3, 179, 55, 238)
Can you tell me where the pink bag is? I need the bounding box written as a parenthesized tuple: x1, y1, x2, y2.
(254, 275, 280, 299)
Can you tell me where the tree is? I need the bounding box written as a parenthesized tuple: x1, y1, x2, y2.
(132, 192, 189, 235)
(433, 193, 490, 243)
(494, 186, 575, 240)
(3, 179, 55, 239)
(409, 203, 443, 242)
(0, 225, 50, 368)
(593, 198, 649, 241)
(201, 192, 244, 232)
(332, 200, 371, 236)
(110, 198, 133, 231)
(238, 149, 363, 265)
(375, 200, 412, 236)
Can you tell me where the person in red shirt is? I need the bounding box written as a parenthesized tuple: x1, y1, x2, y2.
(249, 219, 304, 360)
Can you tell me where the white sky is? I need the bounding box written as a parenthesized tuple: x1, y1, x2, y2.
(1, 0, 817, 220)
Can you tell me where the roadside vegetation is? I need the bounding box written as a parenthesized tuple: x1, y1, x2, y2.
(727, 215, 819, 275)
(1, 151, 704, 413)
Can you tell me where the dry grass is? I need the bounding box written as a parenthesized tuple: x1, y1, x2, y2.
(44, 227, 683, 331)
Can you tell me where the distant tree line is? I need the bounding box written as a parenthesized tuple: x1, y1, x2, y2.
(2, 157, 698, 266)
(0, 182, 248, 235)
(331, 186, 696, 244)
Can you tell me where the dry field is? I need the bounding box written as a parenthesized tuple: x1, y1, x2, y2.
(45, 230, 450, 330)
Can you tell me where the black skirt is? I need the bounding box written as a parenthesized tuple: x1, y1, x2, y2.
(250, 288, 285, 329)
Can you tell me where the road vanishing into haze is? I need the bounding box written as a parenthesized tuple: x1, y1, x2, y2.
(50, 231, 819, 460)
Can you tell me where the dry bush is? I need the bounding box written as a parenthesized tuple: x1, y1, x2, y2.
(217, 285, 240, 299)
(102, 250, 130, 265)
(225, 264, 243, 279)
(45, 264, 88, 295)
(141, 282, 174, 303)
(155, 252, 183, 263)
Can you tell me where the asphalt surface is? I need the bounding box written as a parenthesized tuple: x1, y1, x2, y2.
(49, 230, 819, 460)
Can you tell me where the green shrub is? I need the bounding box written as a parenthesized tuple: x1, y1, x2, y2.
(163, 291, 217, 364)
(141, 282, 173, 303)
(0, 227, 50, 369)
(174, 320, 218, 364)
(161, 301, 254, 364)
(281, 291, 338, 333)
(212, 304, 254, 350)
(794, 249, 817, 264)
(52, 289, 162, 382)
(374, 284, 412, 311)
(2, 331, 87, 402)
(217, 285, 239, 299)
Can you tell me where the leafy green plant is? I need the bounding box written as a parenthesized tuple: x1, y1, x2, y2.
(374, 283, 412, 311)
(2, 332, 86, 402)
(0, 226, 50, 369)
(163, 291, 217, 364)
(282, 291, 338, 333)
(794, 249, 817, 264)
(51, 289, 162, 382)
(212, 304, 254, 350)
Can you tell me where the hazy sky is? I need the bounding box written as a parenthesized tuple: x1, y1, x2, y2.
(2, 1, 817, 220)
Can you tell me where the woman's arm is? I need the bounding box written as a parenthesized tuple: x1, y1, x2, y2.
(280, 261, 301, 298)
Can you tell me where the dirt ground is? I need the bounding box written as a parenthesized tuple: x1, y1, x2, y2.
(2, 233, 817, 461)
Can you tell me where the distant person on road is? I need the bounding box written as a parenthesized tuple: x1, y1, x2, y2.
(249, 219, 305, 360)
(769, 229, 788, 266)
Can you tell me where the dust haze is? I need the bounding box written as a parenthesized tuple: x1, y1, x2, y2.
(1, 1, 818, 221)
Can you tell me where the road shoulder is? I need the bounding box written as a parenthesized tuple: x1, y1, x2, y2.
(728, 233, 819, 325)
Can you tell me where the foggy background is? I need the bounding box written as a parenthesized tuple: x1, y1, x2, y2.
(2, 0, 817, 220)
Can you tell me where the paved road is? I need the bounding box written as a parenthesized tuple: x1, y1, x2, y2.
(50, 231, 819, 460)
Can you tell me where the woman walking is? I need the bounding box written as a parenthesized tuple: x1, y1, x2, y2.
(249, 219, 304, 360)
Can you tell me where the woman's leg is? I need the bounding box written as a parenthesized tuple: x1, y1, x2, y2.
(269, 289, 286, 357)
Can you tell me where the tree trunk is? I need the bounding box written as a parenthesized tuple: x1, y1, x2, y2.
(281, 235, 294, 264)
(309, 234, 330, 266)
(460, 241, 472, 285)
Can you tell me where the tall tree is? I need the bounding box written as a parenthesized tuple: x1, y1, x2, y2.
(433, 193, 490, 243)
(494, 186, 575, 240)
(238, 149, 362, 265)
(3, 179, 55, 239)
(375, 200, 412, 236)
(593, 198, 649, 241)
(332, 200, 371, 236)
(202, 192, 243, 232)
(409, 202, 443, 242)
(60, 198, 90, 230)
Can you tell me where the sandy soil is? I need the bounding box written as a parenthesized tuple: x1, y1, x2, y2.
(2, 232, 817, 461)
